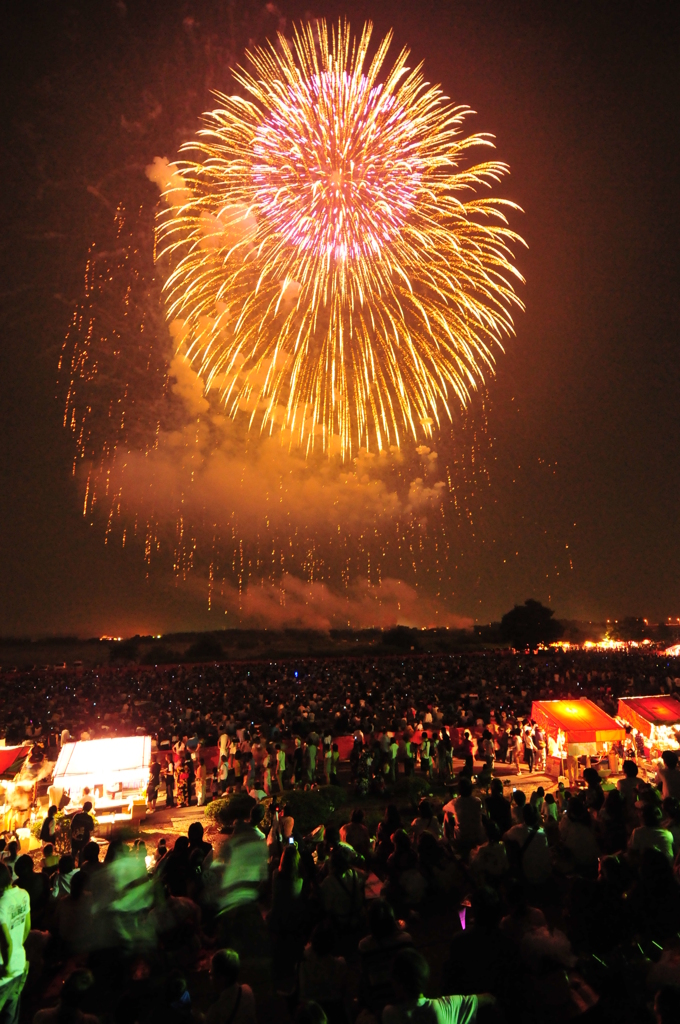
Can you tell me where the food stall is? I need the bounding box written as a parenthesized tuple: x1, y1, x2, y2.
(617, 695, 680, 759)
(51, 735, 151, 831)
(0, 745, 33, 832)
(531, 699, 625, 779)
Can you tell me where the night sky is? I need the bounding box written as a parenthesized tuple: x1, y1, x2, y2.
(1, 1, 678, 637)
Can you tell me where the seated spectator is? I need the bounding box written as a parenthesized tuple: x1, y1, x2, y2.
(417, 832, 462, 899)
(320, 847, 365, 934)
(629, 803, 674, 862)
(499, 878, 547, 945)
(53, 855, 77, 898)
(617, 760, 640, 819)
(32, 968, 99, 1024)
(410, 800, 442, 843)
(661, 797, 680, 854)
(504, 805, 552, 886)
(373, 805, 402, 874)
(53, 870, 94, 955)
(387, 947, 494, 1024)
(597, 789, 627, 855)
(559, 798, 600, 876)
(206, 948, 257, 1024)
(339, 809, 370, 860)
(41, 844, 59, 876)
(14, 854, 50, 928)
(485, 778, 512, 834)
(358, 899, 413, 1015)
(298, 922, 347, 1024)
(384, 831, 425, 912)
(469, 820, 510, 886)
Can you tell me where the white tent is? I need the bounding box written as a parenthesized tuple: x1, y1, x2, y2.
(52, 735, 151, 797)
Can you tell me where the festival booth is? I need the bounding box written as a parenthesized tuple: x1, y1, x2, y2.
(0, 745, 33, 833)
(51, 735, 151, 832)
(617, 695, 680, 758)
(531, 699, 625, 778)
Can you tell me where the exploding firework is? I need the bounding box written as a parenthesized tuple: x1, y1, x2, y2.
(156, 20, 524, 459)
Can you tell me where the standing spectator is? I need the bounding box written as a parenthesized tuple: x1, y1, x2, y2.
(460, 731, 474, 777)
(485, 779, 512, 835)
(165, 759, 176, 808)
(523, 725, 536, 774)
(0, 863, 31, 1024)
(420, 733, 433, 779)
(276, 744, 286, 793)
(510, 729, 523, 775)
(69, 802, 94, 861)
(39, 806, 58, 847)
(197, 757, 208, 807)
(656, 750, 680, 800)
(629, 804, 675, 863)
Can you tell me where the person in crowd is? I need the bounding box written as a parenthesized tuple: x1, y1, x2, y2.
(385, 947, 494, 1024)
(629, 803, 675, 862)
(469, 820, 509, 886)
(373, 805, 402, 875)
(558, 798, 600, 877)
(450, 778, 484, 852)
(298, 922, 347, 1024)
(39, 805, 58, 846)
(358, 900, 413, 1016)
(617, 759, 640, 819)
(410, 800, 443, 843)
(320, 847, 365, 935)
(69, 801, 95, 861)
(503, 804, 552, 886)
(0, 862, 31, 1024)
(485, 778, 512, 834)
(339, 809, 370, 860)
(656, 749, 680, 800)
(14, 855, 49, 929)
(32, 968, 99, 1024)
(205, 949, 257, 1024)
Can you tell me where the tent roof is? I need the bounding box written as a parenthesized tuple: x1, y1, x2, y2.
(618, 696, 680, 727)
(0, 745, 31, 780)
(53, 735, 151, 787)
(531, 699, 624, 744)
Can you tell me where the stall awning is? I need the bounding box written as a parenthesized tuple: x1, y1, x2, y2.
(531, 699, 624, 744)
(0, 745, 31, 780)
(52, 735, 151, 792)
(617, 696, 680, 738)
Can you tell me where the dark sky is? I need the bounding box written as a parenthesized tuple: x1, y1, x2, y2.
(1, 0, 679, 637)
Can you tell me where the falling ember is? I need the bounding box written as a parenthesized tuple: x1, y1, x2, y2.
(155, 20, 525, 460)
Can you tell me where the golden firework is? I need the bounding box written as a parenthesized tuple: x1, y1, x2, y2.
(156, 20, 525, 458)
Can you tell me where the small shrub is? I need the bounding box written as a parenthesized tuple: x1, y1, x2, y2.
(205, 791, 256, 825)
(394, 774, 433, 806)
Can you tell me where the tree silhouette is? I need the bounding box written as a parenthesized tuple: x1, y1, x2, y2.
(499, 599, 564, 650)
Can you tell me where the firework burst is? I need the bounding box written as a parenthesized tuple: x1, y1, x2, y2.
(156, 20, 524, 459)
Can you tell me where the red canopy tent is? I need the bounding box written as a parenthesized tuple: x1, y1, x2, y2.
(531, 699, 624, 754)
(0, 746, 32, 781)
(617, 695, 680, 740)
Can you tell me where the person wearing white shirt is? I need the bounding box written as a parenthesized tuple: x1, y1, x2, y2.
(629, 804, 675, 863)
(0, 863, 31, 1024)
(655, 751, 680, 801)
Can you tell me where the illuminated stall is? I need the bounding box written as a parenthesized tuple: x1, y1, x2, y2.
(51, 735, 151, 826)
(531, 699, 625, 777)
(0, 746, 33, 832)
(617, 695, 680, 758)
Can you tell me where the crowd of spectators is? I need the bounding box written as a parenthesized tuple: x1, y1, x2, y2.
(2, 649, 680, 1023)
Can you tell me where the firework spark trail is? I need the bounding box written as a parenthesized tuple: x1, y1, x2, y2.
(156, 20, 525, 460)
